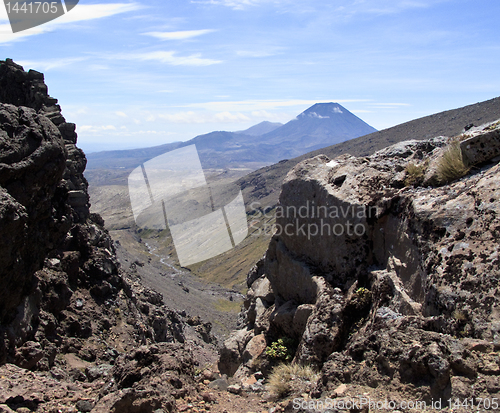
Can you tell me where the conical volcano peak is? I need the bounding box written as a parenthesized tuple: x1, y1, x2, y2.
(298, 102, 347, 119)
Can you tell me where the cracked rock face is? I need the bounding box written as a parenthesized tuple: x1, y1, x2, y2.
(0, 58, 89, 223)
(0, 103, 68, 323)
(0, 60, 214, 412)
(223, 128, 500, 401)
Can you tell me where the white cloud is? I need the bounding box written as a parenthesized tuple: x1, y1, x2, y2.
(193, 0, 442, 15)
(194, 0, 437, 12)
(368, 102, 410, 106)
(215, 111, 250, 122)
(181, 98, 369, 111)
(0, 3, 141, 44)
(143, 29, 216, 40)
(236, 50, 276, 58)
(17, 57, 86, 71)
(74, 107, 88, 114)
(368, 102, 411, 108)
(113, 51, 222, 66)
(250, 110, 286, 121)
(0, 4, 9, 21)
(78, 124, 117, 133)
(78, 125, 94, 133)
(0, 23, 47, 44)
(115, 111, 128, 118)
(340, 0, 437, 17)
(192, 0, 270, 10)
(48, 3, 143, 24)
(62, 106, 89, 118)
(158, 111, 250, 124)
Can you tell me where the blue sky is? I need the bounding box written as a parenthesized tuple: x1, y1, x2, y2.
(1, 0, 499, 153)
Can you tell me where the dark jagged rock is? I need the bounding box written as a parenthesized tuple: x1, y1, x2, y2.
(0, 60, 209, 412)
(0, 103, 68, 326)
(0, 58, 88, 222)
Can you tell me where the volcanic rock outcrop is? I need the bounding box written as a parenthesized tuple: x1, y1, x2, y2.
(222, 122, 500, 403)
(0, 59, 211, 411)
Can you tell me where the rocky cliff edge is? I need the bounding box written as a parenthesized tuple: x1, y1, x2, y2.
(0, 59, 216, 412)
(222, 120, 500, 405)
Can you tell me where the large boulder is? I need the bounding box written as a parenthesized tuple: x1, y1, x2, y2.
(218, 328, 254, 376)
(461, 122, 500, 165)
(225, 124, 500, 402)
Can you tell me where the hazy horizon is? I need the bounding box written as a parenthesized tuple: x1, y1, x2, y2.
(2, 0, 499, 153)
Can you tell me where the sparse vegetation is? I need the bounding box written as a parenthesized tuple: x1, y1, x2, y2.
(267, 363, 318, 398)
(452, 309, 467, 321)
(437, 138, 470, 184)
(452, 309, 473, 337)
(265, 337, 295, 361)
(355, 287, 372, 306)
(405, 161, 427, 186)
(459, 324, 473, 337)
(213, 298, 241, 313)
(186, 222, 272, 290)
(485, 120, 500, 131)
(194, 363, 213, 377)
(137, 228, 168, 238)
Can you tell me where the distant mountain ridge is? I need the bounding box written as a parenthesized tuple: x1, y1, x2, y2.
(236, 121, 283, 136)
(87, 103, 377, 171)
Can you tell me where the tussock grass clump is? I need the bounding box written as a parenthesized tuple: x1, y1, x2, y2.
(267, 363, 318, 398)
(437, 138, 470, 184)
(452, 309, 468, 321)
(404, 161, 427, 187)
(485, 120, 500, 131)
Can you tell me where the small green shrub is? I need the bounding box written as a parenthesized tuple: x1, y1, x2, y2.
(405, 161, 427, 186)
(265, 338, 295, 361)
(355, 287, 371, 306)
(437, 138, 470, 184)
(267, 363, 318, 398)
